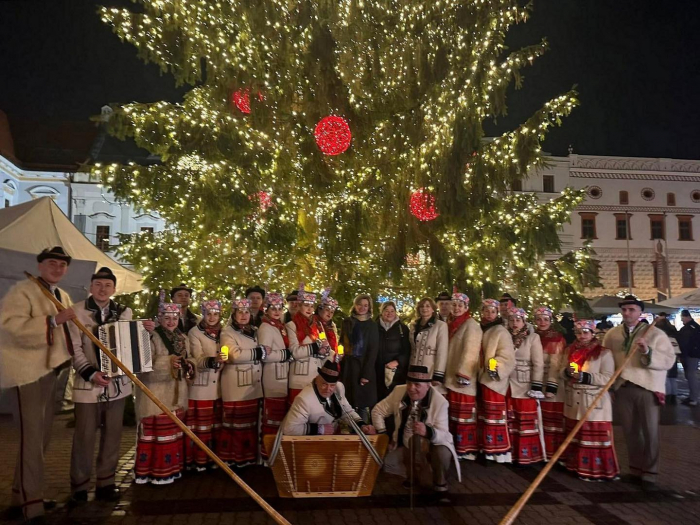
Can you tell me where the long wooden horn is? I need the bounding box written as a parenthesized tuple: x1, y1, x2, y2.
(499, 339, 642, 525)
(26, 272, 291, 525)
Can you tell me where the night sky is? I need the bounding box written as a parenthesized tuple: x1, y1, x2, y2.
(1, 0, 699, 159)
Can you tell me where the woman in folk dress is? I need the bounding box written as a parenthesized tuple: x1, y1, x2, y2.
(506, 308, 545, 465)
(220, 298, 268, 467)
(533, 306, 567, 459)
(135, 299, 195, 484)
(561, 319, 619, 481)
(257, 292, 293, 460)
(187, 298, 224, 471)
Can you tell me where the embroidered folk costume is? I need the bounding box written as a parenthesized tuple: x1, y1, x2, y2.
(476, 299, 516, 463)
(187, 298, 224, 471)
(257, 292, 293, 460)
(287, 286, 333, 405)
(0, 247, 74, 521)
(505, 308, 545, 465)
(603, 296, 675, 486)
(533, 306, 567, 458)
(220, 297, 267, 467)
(443, 289, 483, 460)
(562, 320, 619, 481)
(283, 361, 365, 436)
(69, 267, 132, 503)
(135, 297, 195, 485)
(409, 298, 449, 389)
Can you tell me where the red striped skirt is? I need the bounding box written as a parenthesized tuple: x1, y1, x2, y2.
(447, 390, 478, 455)
(477, 384, 511, 455)
(261, 397, 288, 460)
(563, 417, 619, 480)
(506, 394, 544, 464)
(287, 388, 303, 408)
(187, 399, 222, 468)
(541, 401, 565, 458)
(218, 399, 260, 467)
(135, 409, 188, 484)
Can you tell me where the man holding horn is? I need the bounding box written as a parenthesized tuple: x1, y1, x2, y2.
(0, 247, 76, 524)
(603, 295, 675, 490)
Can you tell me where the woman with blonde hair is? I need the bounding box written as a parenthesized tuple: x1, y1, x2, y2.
(409, 297, 449, 391)
(375, 300, 411, 401)
(339, 294, 379, 422)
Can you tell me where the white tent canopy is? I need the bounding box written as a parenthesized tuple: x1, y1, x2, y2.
(658, 289, 700, 308)
(0, 197, 143, 296)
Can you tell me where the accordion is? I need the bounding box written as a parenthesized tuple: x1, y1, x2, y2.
(97, 321, 153, 377)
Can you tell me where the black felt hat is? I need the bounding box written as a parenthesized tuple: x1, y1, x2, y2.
(37, 246, 72, 265)
(499, 293, 518, 305)
(317, 360, 340, 384)
(170, 283, 193, 298)
(435, 291, 451, 302)
(91, 266, 116, 284)
(407, 365, 432, 383)
(618, 295, 644, 311)
(245, 285, 266, 299)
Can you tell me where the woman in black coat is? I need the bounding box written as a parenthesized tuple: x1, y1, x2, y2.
(339, 294, 379, 422)
(375, 301, 411, 402)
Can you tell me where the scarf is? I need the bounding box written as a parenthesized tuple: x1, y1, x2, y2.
(414, 314, 437, 344)
(448, 311, 471, 340)
(536, 328, 565, 354)
(623, 322, 649, 355)
(480, 318, 502, 332)
(379, 318, 399, 331)
(198, 320, 221, 342)
(317, 316, 338, 351)
(155, 326, 187, 356)
(262, 315, 290, 347)
(293, 311, 320, 344)
(510, 325, 529, 349)
(567, 339, 604, 368)
(231, 321, 256, 340)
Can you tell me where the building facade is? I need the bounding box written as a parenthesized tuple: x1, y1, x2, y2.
(523, 155, 700, 301)
(0, 154, 165, 258)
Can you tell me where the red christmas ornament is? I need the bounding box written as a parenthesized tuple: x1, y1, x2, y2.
(232, 89, 264, 114)
(314, 116, 352, 155)
(248, 191, 273, 212)
(409, 188, 439, 221)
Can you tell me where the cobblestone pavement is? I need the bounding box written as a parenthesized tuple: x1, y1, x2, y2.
(1, 389, 699, 524)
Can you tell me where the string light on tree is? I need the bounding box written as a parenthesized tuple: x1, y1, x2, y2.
(95, 0, 599, 315)
(409, 188, 439, 221)
(314, 116, 352, 156)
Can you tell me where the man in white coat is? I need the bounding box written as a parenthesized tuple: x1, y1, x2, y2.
(283, 361, 375, 436)
(372, 365, 461, 495)
(0, 247, 76, 524)
(68, 267, 154, 506)
(603, 295, 675, 490)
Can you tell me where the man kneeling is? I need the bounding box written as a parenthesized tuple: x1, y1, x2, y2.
(284, 360, 376, 436)
(372, 365, 461, 494)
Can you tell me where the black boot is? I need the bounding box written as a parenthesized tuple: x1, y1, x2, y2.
(95, 485, 121, 502)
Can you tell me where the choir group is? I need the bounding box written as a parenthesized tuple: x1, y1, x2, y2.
(134, 283, 622, 485)
(0, 246, 677, 523)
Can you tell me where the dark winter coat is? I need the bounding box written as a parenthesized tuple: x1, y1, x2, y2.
(339, 316, 379, 409)
(375, 319, 411, 401)
(678, 320, 700, 359)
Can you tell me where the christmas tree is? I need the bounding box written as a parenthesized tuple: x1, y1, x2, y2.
(94, 0, 599, 313)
